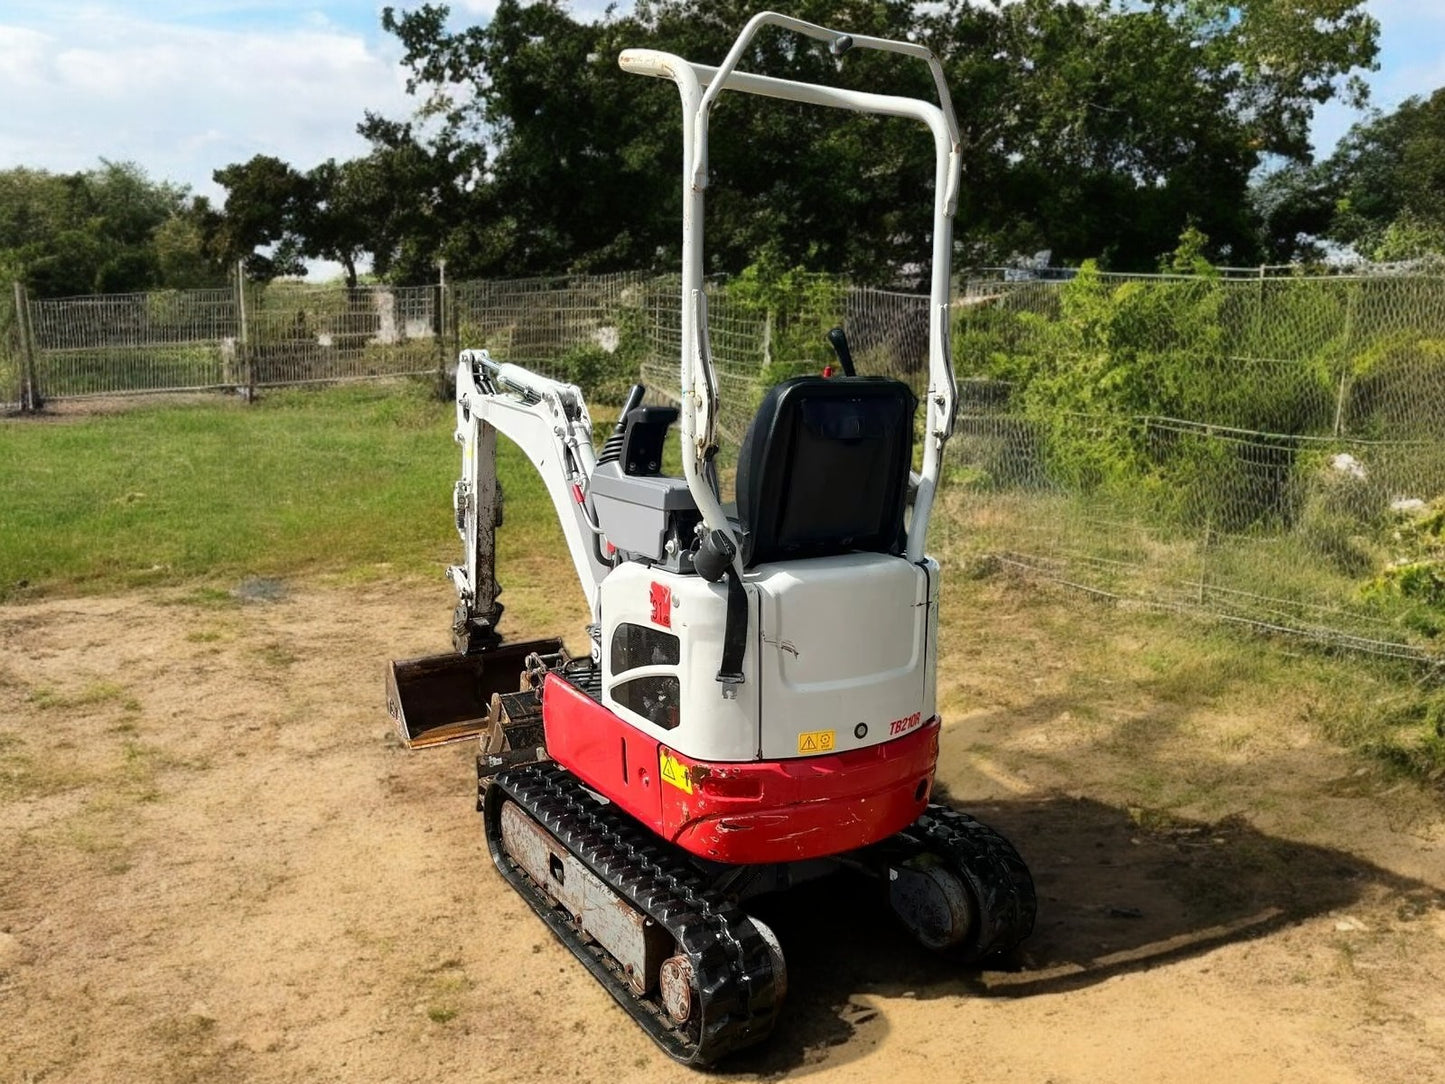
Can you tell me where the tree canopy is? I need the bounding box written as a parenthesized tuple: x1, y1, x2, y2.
(350, 0, 1378, 282)
(174, 0, 1380, 283)
(0, 162, 223, 297)
(1257, 87, 1445, 263)
(0, 3, 1388, 293)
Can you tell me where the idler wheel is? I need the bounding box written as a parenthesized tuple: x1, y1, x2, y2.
(658, 955, 695, 1025)
(888, 860, 976, 951)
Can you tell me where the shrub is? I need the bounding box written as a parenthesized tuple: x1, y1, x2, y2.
(1359, 498, 1445, 638)
(727, 254, 845, 392)
(952, 243, 1341, 530)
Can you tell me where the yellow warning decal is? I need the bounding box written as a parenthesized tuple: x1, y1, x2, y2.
(797, 729, 836, 755)
(659, 750, 693, 793)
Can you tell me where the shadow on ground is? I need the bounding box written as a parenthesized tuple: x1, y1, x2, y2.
(723, 792, 1445, 1078)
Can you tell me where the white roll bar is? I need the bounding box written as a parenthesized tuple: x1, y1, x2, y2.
(620, 11, 960, 565)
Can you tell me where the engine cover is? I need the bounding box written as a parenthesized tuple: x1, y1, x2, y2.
(596, 552, 938, 765)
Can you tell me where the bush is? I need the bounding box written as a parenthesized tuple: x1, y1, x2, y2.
(1359, 499, 1445, 638)
(1344, 334, 1445, 440)
(558, 340, 637, 405)
(953, 249, 1341, 530)
(728, 255, 845, 393)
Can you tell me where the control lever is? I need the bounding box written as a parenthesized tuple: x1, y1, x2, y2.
(826, 326, 856, 377)
(613, 384, 647, 436)
(596, 383, 646, 466)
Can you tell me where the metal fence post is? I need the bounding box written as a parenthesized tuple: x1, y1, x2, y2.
(5, 281, 22, 412)
(1253, 264, 1265, 350)
(1333, 277, 1357, 438)
(235, 261, 256, 403)
(14, 281, 40, 412)
(436, 258, 449, 400)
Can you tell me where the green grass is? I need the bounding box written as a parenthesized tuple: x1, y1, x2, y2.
(0, 381, 561, 601)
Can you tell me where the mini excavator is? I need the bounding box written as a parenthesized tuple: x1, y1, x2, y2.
(387, 13, 1035, 1064)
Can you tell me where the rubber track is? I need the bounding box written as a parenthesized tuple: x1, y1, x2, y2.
(482, 764, 783, 1065)
(902, 803, 1037, 961)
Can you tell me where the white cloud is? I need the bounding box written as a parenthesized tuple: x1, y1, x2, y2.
(0, 7, 414, 203)
(0, 26, 48, 83)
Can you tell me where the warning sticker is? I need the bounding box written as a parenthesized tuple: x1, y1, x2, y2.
(796, 729, 836, 755)
(659, 750, 692, 793)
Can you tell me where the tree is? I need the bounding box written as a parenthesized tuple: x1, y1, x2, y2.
(151, 197, 226, 289)
(1251, 162, 1337, 262)
(380, 0, 683, 278)
(367, 0, 1377, 278)
(209, 155, 310, 280)
(350, 113, 490, 285)
(379, 0, 946, 279)
(1258, 88, 1445, 262)
(1330, 89, 1445, 259)
(0, 162, 219, 296)
(1161, 0, 1377, 161)
(210, 127, 485, 287)
(294, 158, 381, 289)
(923, 0, 1379, 268)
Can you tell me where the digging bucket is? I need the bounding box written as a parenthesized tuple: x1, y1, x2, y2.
(386, 638, 564, 749)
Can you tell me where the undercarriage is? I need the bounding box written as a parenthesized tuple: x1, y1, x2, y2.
(484, 759, 1035, 1065)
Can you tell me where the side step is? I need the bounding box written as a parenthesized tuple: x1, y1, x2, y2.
(386, 638, 564, 749)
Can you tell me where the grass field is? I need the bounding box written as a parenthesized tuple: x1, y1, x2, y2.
(0, 382, 568, 602)
(2, 381, 1443, 784)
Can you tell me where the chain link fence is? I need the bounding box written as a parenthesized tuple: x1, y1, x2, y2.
(244, 281, 442, 388)
(13, 280, 450, 400)
(451, 271, 645, 384)
(26, 287, 241, 397)
(638, 279, 932, 440)
(947, 270, 1445, 664)
(7, 266, 1445, 663)
(638, 276, 770, 441)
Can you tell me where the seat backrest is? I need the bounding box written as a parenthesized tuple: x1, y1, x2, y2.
(735, 376, 916, 567)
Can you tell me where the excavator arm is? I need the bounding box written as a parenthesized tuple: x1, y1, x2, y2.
(386, 349, 610, 748)
(448, 349, 610, 652)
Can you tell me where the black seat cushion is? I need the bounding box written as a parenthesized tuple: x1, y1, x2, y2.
(735, 376, 916, 566)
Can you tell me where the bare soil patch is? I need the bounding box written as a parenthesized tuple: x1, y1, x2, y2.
(2, 577, 1443, 1083)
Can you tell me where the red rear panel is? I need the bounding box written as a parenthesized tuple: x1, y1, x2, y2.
(542, 674, 939, 865)
(656, 721, 938, 863)
(541, 674, 664, 832)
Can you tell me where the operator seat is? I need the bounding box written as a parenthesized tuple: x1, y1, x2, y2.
(734, 376, 916, 567)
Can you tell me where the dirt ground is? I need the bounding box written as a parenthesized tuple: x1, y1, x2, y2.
(2, 575, 1444, 1084)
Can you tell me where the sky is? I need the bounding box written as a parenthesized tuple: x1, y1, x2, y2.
(0, 0, 618, 205)
(1310, 0, 1445, 156)
(0, 0, 1441, 264)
